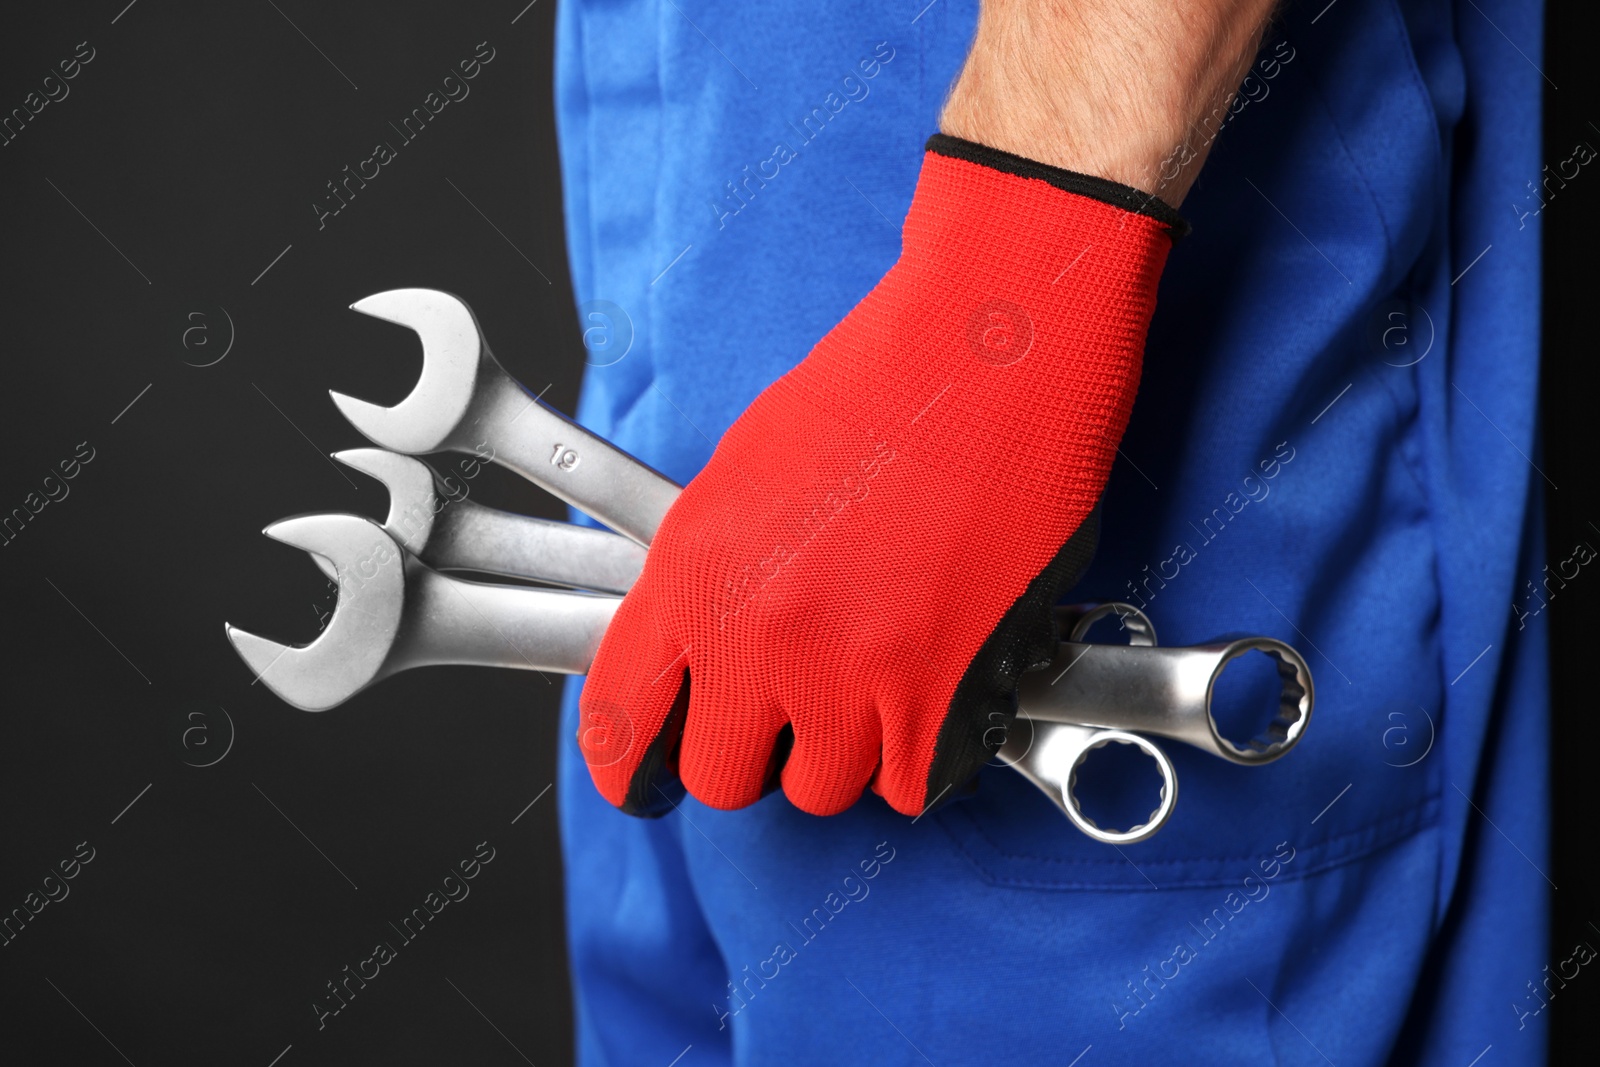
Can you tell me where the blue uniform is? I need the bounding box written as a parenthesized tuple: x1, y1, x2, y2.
(552, 1, 1549, 1062)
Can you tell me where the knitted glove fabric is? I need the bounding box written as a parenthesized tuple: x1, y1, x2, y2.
(579, 134, 1184, 817)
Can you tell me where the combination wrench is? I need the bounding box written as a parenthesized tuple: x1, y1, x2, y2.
(227, 513, 618, 712)
(235, 288, 1314, 842)
(322, 448, 645, 594)
(225, 514, 1309, 842)
(330, 289, 678, 547)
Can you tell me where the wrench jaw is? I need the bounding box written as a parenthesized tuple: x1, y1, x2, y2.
(331, 289, 488, 456)
(331, 448, 440, 556)
(224, 514, 408, 712)
(1058, 601, 1157, 647)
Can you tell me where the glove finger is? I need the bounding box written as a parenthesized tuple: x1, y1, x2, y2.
(871, 680, 960, 816)
(780, 701, 881, 816)
(578, 589, 691, 816)
(677, 668, 784, 811)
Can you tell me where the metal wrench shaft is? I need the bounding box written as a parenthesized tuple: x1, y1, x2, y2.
(1019, 637, 1310, 765)
(332, 289, 679, 546)
(332, 448, 646, 594)
(419, 494, 645, 594)
(435, 365, 679, 546)
(393, 559, 618, 674)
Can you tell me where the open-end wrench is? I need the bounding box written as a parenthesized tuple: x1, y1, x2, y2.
(318, 448, 645, 594)
(329, 289, 679, 546)
(225, 514, 618, 712)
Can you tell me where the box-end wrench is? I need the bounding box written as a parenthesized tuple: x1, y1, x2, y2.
(998, 602, 1312, 843)
(314, 448, 646, 595)
(329, 289, 679, 547)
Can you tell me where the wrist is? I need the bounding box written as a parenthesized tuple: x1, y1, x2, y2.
(924, 134, 1189, 238)
(939, 0, 1280, 206)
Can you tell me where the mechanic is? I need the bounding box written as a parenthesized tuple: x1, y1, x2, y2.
(554, 0, 1547, 1062)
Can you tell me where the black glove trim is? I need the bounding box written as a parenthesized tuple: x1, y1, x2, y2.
(619, 674, 691, 817)
(925, 133, 1191, 240)
(923, 504, 1102, 812)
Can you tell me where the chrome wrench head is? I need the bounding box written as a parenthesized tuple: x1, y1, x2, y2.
(330, 289, 486, 455)
(1200, 636, 1314, 763)
(330, 448, 443, 558)
(997, 716, 1179, 845)
(331, 287, 681, 548)
(227, 511, 622, 711)
(224, 514, 409, 712)
(1000, 601, 1179, 844)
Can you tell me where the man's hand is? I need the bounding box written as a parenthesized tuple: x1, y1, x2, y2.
(578, 1, 1278, 819)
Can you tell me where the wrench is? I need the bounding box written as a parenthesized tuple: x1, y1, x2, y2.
(229, 517, 1310, 842)
(330, 289, 679, 546)
(225, 513, 618, 712)
(327, 289, 1312, 753)
(1020, 621, 1311, 764)
(320, 289, 1313, 840)
(318, 448, 646, 594)
(998, 602, 1311, 842)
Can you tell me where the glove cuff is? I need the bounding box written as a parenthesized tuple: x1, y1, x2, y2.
(924, 134, 1190, 240)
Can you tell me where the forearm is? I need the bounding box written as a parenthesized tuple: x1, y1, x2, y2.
(940, 0, 1279, 205)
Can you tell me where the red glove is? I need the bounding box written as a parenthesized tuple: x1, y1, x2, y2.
(579, 135, 1183, 817)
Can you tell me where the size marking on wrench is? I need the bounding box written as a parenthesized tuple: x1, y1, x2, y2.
(327, 448, 644, 594)
(329, 289, 678, 546)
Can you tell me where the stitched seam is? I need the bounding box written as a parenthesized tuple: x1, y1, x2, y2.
(1311, 83, 1395, 263)
(1360, 362, 1432, 498)
(937, 789, 1440, 889)
(1382, 0, 1448, 179)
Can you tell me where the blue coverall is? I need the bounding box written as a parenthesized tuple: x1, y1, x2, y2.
(553, 1, 1550, 1062)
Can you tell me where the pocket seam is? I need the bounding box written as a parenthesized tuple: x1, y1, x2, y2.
(936, 789, 1441, 891)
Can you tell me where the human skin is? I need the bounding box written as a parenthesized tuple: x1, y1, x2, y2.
(940, 0, 1281, 205)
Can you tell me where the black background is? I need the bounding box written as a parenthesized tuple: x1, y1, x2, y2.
(1, 2, 580, 1064)
(1540, 1, 1598, 1060)
(0, 1, 1592, 1064)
